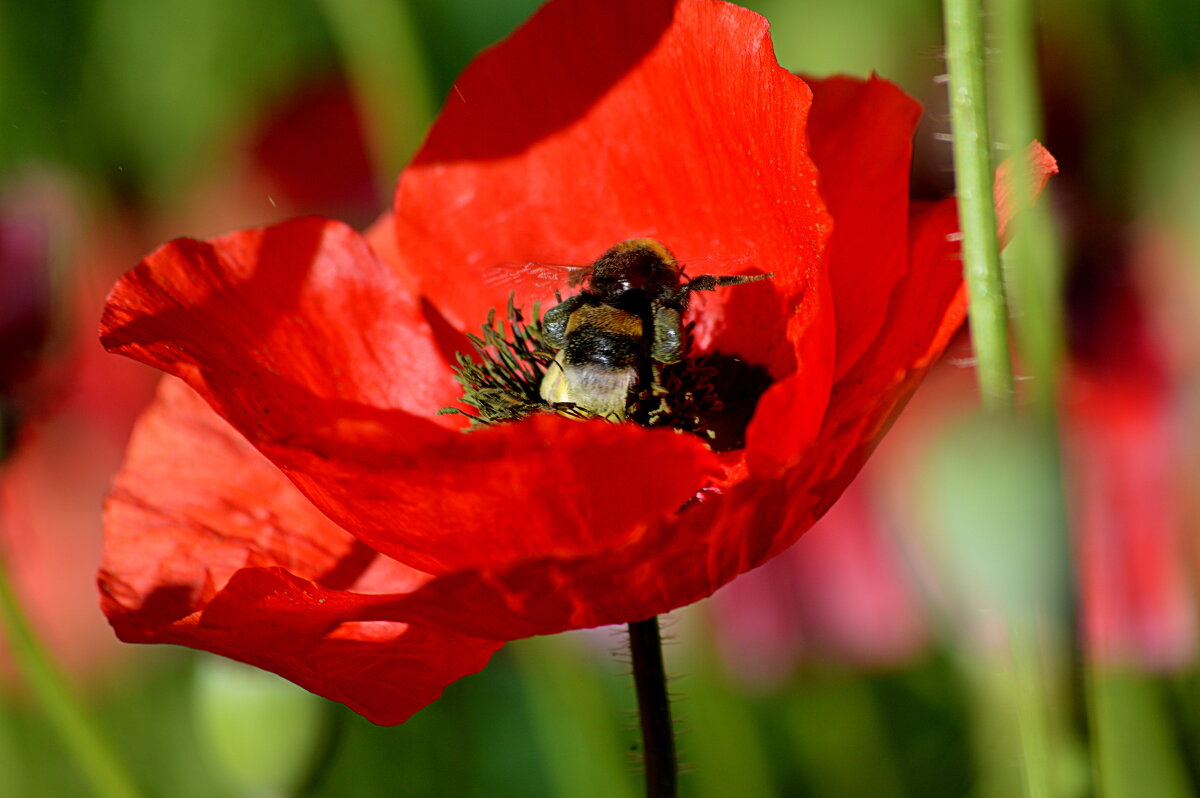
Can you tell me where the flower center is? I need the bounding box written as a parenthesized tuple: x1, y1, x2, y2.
(442, 239, 772, 449)
(440, 295, 771, 452)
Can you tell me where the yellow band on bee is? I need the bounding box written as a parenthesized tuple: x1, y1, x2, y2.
(610, 238, 676, 265)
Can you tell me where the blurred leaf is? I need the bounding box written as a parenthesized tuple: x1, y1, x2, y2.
(915, 411, 1079, 797)
(406, 0, 543, 98)
(779, 670, 908, 798)
(0, 0, 97, 174)
(916, 411, 1069, 626)
(97, 656, 236, 798)
(81, 0, 334, 207)
(1093, 669, 1193, 798)
(745, 0, 943, 93)
(674, 614, 775, 798)
(314, 0, 436, 186)
(303, 648, 549, 798)
(511, 633, 637, 798)
(193, 656, 331, 798)
(1131, 87, 1200, 263)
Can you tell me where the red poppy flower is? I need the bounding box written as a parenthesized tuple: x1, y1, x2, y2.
(98, 0, 1056, 724)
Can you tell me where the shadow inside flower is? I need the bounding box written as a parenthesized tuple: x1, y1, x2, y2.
(705, 272, 797, 381)
(120, 583, 197, 627)
(694, 352, 772, 453)
(314, 539, 380, 591)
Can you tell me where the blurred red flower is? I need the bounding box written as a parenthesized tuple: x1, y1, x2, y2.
(249, 78, 381, 221)
(0, 179, 55, 409)
(97, 0, 1053, 724)
(1065, 264, 1197, 669)
(1, 182, 159, 682)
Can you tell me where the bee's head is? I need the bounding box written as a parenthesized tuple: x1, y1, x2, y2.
(589, 238, 682, 300)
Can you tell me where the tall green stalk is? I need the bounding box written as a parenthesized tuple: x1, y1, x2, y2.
(0, 538, 144, 798)
(990, 3, 1084, 797)
(942, 1, 1064, 796)
(993, 0, 1066, 417)
(943, 0, 1014, 412)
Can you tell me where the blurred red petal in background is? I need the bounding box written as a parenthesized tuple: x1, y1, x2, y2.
(1065, 262, 1196, 670)
(1, 182, 158, 682)
(0, 176, 57, 407)
(711, 477, 927, 688)
(249, 78, 381, 222)
(184, 76, 383, 237)
(865, 258, 1197, 672)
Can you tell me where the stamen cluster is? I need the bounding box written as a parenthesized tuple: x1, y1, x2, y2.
(443, 295, 748, 442)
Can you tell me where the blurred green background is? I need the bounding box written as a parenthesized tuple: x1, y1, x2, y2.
(2, 0, 1199, 796)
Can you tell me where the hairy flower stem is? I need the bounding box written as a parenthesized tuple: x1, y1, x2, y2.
(943, 0, 1015, 412)
(629, 616, 677, 798)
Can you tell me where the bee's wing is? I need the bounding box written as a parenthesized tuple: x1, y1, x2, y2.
(483, 261, 591, 307)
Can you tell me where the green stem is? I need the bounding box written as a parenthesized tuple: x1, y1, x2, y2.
(943, 3, 1067, 796)
(943, 0, 1015, 411)
(514, 636, 636, 798)
(1009, 623, 1055, 798)
(629, 617, 677, 798)
(0, 541, 144, 798)
(993, 0, 1066, 419)
(992, 3, 1086, 796)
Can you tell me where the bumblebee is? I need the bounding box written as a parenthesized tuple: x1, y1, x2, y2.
(538, 238, 768, 418)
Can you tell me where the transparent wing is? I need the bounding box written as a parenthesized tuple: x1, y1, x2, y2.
(483, 260, 591, 307)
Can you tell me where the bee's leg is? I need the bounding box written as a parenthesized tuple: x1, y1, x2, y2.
(542, 294, 585, 349)
(685, 272, 772, 293)
(650, 360, 672, 419)
(650, 305, 684, 364)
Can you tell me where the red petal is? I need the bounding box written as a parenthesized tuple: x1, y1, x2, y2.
(101, 216, 460, 425)
(1068, 369, 1197, 669)
(100, 377, 377, 616)
(792, 142, 1059, 511)
(806, 75, 922, 380)
(364, 210, 472, 366)
(394, 0, 834, 420)
(101, 377, 499, 725)
(318, 206, 964, 641)
(191, 568, 501, 726)
(363, 211, 406, 285)
(995, 141, 1058, 243)
(102, 220, 719, 574)
(757, 142, 1060, 553)
(368, 473, 795, 638)
(742, 274, 836, 475)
